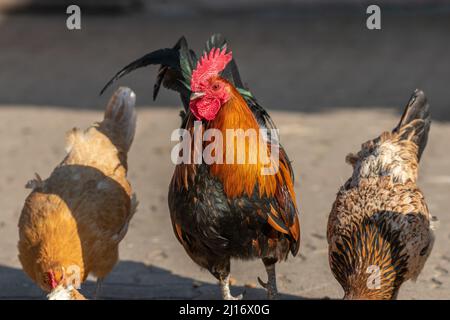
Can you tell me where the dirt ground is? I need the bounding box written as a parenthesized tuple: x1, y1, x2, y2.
(0, 106, 449, 300)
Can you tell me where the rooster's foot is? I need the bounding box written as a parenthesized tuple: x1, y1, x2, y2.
(258, 260, 279, 299)
(220, 274, 244, 300)
(224, 292, 244, 300)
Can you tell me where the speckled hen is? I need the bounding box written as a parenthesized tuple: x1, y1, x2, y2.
(327, 89, 435, 300)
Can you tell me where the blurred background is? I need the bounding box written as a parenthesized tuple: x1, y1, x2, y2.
(1, 1, 450, 299)
(0, 0, 449, 117)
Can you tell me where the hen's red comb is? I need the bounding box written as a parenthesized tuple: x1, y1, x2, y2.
(47, 270, 58, 289)
(191, 47, 232, 91)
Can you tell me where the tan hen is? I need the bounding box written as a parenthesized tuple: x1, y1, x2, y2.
(18, 87, 138, 300)
(327, 89, 435, 300)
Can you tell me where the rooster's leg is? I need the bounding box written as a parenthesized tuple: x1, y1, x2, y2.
(258, 258, 278, 299)
(213, 261, 244, 300)
(219, 274, 243, 300)
(95, 277, 103, 300)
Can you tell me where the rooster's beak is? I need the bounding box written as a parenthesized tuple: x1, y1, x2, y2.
(190, 92, 205, 100)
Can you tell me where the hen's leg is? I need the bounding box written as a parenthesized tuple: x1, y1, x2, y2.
(212, 260, 244, 300)
(258, 257, 278, 299)
(94, 278, 103, 300)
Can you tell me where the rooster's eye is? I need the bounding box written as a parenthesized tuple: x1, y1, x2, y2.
(211, 83, 220, 91)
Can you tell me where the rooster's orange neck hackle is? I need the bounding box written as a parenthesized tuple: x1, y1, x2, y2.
(186, 48, 295, 203)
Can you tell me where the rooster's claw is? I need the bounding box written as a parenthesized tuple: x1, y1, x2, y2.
(258, 277, 268, 289)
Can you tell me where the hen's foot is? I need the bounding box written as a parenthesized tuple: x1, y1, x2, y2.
(95, 278, 103, 300)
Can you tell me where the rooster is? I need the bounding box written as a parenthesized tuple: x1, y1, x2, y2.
(327, 89, 435, 299)
(18, 87, 138, 300)
(101, 35, 300, 299)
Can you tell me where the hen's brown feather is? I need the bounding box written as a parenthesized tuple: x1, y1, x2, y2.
(327, 90, 434, 300)
(18, 87, 137, 296)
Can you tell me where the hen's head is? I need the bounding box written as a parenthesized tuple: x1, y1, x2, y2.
(43, 267, 65, 291)
(189, 47, 233, 121)
(329, 215, 409, 300)
(41, 266, 86, 300)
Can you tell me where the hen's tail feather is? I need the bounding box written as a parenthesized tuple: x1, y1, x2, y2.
(104, 87, 137, 152)
(394, 89, 431, 161)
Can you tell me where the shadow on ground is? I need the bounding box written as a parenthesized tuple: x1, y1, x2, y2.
(0, 261, 307, 300)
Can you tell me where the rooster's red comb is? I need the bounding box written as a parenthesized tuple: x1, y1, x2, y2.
(191, 47, 232, 91)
